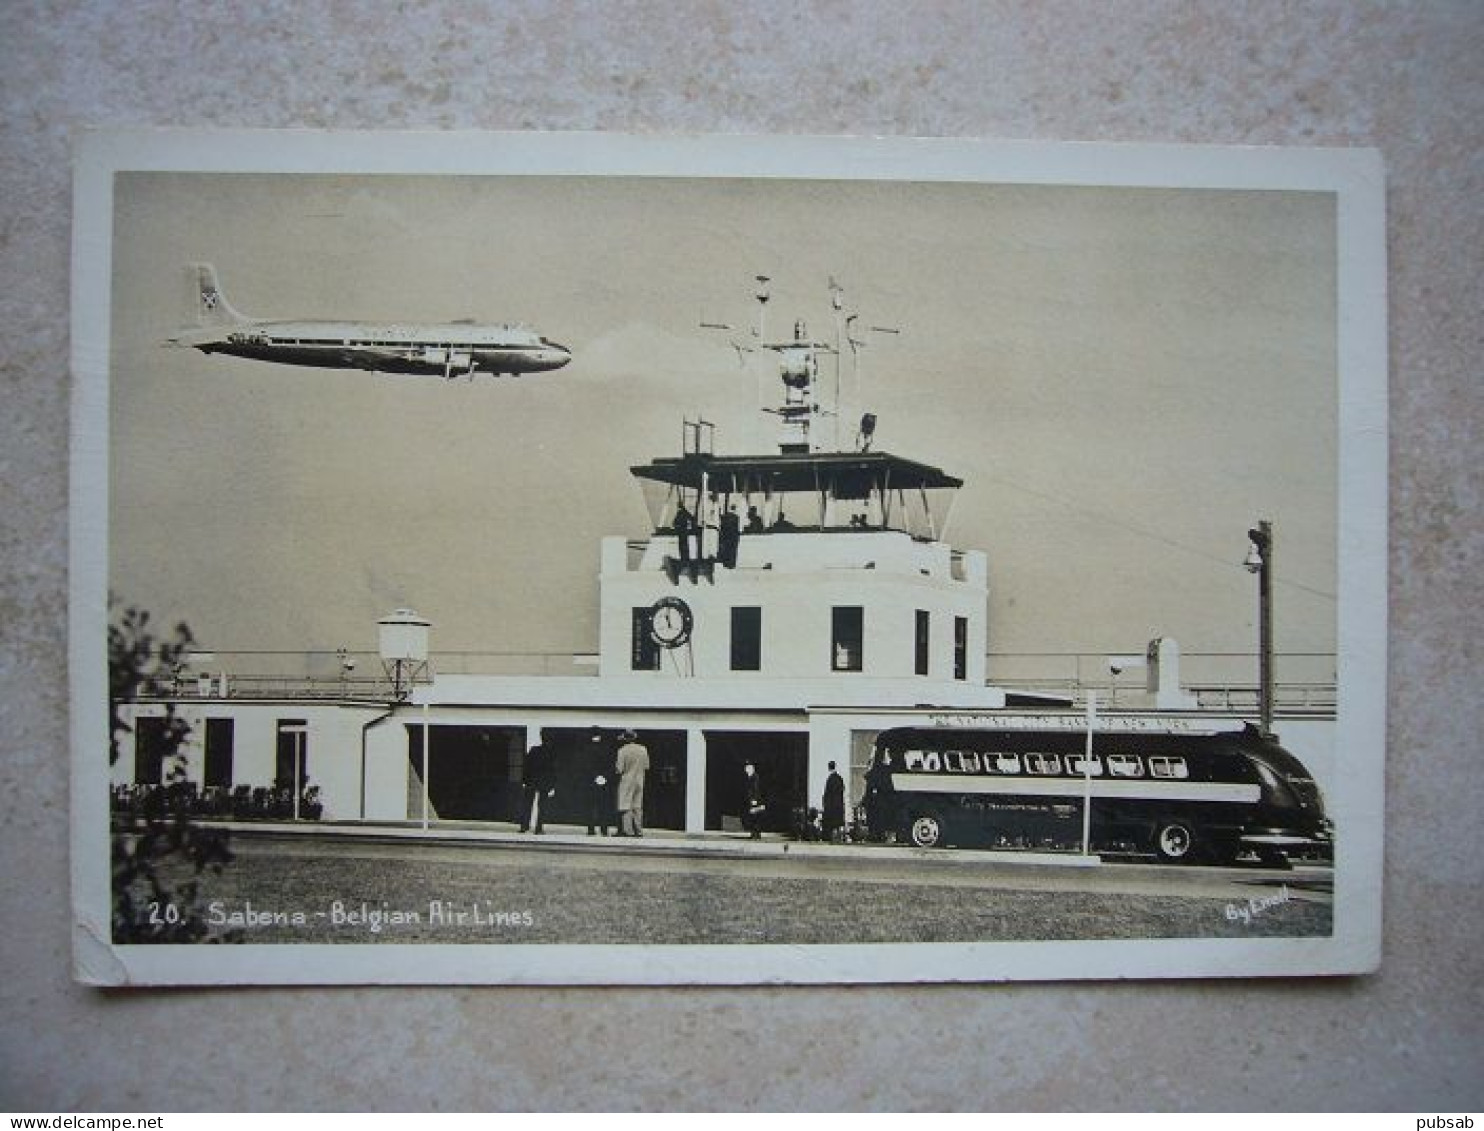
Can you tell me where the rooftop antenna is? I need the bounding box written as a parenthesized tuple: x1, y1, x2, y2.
(844, 309, 899, 439)
(682, 416, 715, 455)
(699, 316, 751, 367)
(830, 277, 846, 450)
(753, 275, 771, 344)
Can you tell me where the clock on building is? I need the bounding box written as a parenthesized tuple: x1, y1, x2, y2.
(647, 596, 694, 649)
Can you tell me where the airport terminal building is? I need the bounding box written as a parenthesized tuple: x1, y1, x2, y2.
(113, 310, 1336, 838)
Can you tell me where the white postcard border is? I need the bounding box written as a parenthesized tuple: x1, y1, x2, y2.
(71, 130, 1386, 985)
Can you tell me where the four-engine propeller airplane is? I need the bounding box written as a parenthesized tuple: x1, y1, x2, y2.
(166, 263, 572, 380)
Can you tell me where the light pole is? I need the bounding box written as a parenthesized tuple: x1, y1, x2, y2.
(1244, 520, 1275, 739)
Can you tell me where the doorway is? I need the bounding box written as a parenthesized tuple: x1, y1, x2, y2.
(406, 725, 523, 822)
(703, 730, 809, 833)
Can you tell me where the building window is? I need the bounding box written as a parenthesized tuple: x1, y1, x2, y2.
(730, 606, 761, 671)
(204, 718, 234, 788)
(832, 606, 864, 672)
(1149, 756, 1190, 780)
(275, 720, 308, 793)
(133, 716, 172, 785)
(954, 616, 968, 681)
(915, 609, 931, 676)
(631, 607, 660, 671)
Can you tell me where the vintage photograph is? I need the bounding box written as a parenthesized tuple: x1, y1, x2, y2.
(71, 132, 1386, 984)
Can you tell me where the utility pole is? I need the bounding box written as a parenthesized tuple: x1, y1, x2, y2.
(1245, 520, 1275, 739)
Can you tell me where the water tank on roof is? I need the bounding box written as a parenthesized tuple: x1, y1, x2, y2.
(378, 609, 430, 663)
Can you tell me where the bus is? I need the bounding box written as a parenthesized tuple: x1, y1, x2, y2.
(862, 723, 1332, 865)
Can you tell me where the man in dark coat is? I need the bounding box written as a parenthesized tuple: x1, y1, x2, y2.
(584, 727, 615, 836)
(520, 739, 553, 834)
(718, 505, 741, 568)
(673, 502, 695, 564)
(822, 760, 846, 843)
(741, 761, 766, 840)
(863, 750, 897, 842)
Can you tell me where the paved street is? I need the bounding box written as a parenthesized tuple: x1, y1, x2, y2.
(132, 825, 1332, 945)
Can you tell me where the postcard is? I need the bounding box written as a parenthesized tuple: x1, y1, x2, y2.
(71, 130, 1386, 984)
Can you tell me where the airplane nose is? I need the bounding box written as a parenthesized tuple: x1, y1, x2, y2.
(546, 341, 572, 367)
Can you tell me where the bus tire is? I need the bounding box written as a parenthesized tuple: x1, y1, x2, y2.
(1256, 847, 1293, 871)
(1152, 819, 1197, 863)
(908, 812, 945, 849)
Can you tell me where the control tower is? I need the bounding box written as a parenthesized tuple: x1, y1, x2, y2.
(598, 281, 989, 692)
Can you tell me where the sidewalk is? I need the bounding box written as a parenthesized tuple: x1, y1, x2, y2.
(204, 818, 1104, 867)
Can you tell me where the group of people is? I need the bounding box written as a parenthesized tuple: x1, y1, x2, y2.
(672, 500, 801, 571)
(673, 501, 744, 569)
(520, 727, 650, 838)
(744, 759, 850, 843)
(518, 741, 866, 845)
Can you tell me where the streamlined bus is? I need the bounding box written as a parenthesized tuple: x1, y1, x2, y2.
(863, 723, 1331, 864)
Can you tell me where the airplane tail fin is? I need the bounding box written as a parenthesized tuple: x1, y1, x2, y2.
(186, 263, 249, 327)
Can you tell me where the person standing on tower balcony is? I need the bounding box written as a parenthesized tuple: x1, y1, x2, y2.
(615, 729, 650, 837)
(719, 505, 741, 568)
(673, 501, 695, 565)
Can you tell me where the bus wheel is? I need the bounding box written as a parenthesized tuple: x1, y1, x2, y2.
(1256, 847, 1293, 871)
(909, 813, 944, 849)
(1153, 820, 1196, 863)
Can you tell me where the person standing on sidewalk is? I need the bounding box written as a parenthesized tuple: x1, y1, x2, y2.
(822, 760, 846, 843)
(742, 761, 766, 840)
(584, 727, 614, 836)
(520, 737, 554, 834)
(615, 729, 650, 837)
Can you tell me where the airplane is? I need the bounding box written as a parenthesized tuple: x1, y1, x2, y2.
(166, 263, 572, 379)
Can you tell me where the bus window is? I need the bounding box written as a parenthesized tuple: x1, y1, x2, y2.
(961, 752, 982, 773)
(1026, 753, 1062, 775)
(1107, 754, 1143, 778)
(944, 751, 963, 773)
(1149, 756, 1189, 779)
(1067, 755, 1103, 776)
(993, 754, 1021, 774)
(922, 751, 942, 772)
(903, 750, 926, 771)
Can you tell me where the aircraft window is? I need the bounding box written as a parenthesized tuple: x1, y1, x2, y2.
(1107, 755, 1143, 778)
(1067, 755, 1103, 776)
(921, 751, 942, 772)
(903, 750, 926, 771)
(1025, 753, 1062, 775)
(1149, 756, 1189, 780)
(993, 754, 1021, 775)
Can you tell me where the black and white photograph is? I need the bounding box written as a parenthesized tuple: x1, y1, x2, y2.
(71, 131, 1386, 984)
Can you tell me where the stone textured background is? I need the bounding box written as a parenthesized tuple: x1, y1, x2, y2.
(2, 0, 1480, 1112)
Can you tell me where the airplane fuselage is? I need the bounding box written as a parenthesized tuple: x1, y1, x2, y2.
(196, 320, 571, 376)
(172, 264, 572, 378)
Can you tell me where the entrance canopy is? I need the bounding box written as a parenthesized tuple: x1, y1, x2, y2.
(630, 451, 964, 542)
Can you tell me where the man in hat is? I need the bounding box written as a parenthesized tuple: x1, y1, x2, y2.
(584, 727, 614, 836)
(822, 760, 846, 843)
(615, 729, 650, 837)
(742, 761, 766, 840)
(519, 736, 554, 834)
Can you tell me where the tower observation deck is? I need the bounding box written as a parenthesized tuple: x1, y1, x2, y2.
(597, 279, 988, 689)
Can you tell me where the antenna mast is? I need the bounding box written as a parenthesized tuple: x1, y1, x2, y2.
(701, 276, 901, 455)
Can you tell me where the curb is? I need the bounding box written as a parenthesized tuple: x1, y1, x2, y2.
(203, 819, 1104, 867)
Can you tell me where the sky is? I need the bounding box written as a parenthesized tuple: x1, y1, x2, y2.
(109, 171, 1337, 673)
